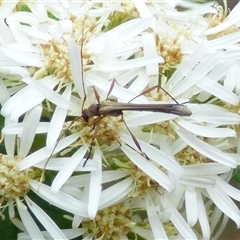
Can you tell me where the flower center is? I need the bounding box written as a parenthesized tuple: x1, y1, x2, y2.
(0, 154, 31, 204)
(41, 39, 72, 81)
(71, 115, 124, 149)
(82, 202, 135, 239)
(176, 145, 211, 165)
(107, 153, 162, 196)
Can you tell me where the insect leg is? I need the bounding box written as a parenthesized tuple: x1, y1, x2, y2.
(120, 114, 149, 160)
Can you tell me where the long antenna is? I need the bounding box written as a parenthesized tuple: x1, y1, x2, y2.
(80, 16, 87, 112)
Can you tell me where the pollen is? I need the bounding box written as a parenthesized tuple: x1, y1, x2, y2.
(73, 116, 124, 149)
(82, 202, 135, 240)
(107, 153, 163, 196)
(156, 34, 183, 71)
(40, 39, 72, 81)
(176, 145, 211, 165)
(206, 2, 240, 39)
(0, 154, 31, 205)
(130, 163, 162, 197)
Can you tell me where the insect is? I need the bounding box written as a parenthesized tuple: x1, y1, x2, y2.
(82, 100, 191, 121)
(79, 81, 192, 166)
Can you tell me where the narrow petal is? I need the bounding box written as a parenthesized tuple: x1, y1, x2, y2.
(185, 187, 198, 226)
(46, 85, 71, 149)
(161, 196, 198, 239)
(196, 191, 210, 240)
(67, 37, 85, 100)
(121, 134, 184, 177)
(174, 127, 237, 168)
(19, 106, 42, 158)
(145, 194, 168, 239)
(24, 196, 68, 240)
(29, 180, 89, 217)
(51, 145, 88, 193)
(16, 198, 44, 240)
(18, 133, 80, 171)
(183, 163, 231, 175)
(22, 77, 77, 110)
(88, 148, 102, 219)
(177, 118, 236, 138)
(121, 143, 175, 192)
(206, 187, 240, 227)
(99, 177, 134, 209)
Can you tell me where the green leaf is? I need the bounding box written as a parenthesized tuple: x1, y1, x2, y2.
(233, 167, 240, 183)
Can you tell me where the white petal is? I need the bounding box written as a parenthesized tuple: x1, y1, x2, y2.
(0, 78, 10, 105)
(0, 45, 43, 67)
(22, 77, 77, 110)
(133, 0, 153, 19)
(204, 17, 240, 36)
(4, 117, 17, 157)
(166, 41, 208, 90)
(121, 134, 184, 176)
(29, 180, 89, 217)
(1, 76, 58, 120)
(209, 206, 223, 235)
(197, 77, 239, 105)
(206, 186, 240, 227)
(196, 191, 210, 240)
(189, 104, 240, 125)
(19, 106, 42, 157)
(183, 163, 231, 175)
(87, 17, 156, 52)
(180, 176, 216, 188)
(175, 127, 237, 168)
(172, 52, 223, 98)
(121, 143, 175, 192)
(46, 85, 71, 149)
(67, 37, 85, 100)
(185, 187, 198, 226)
(88, 148, 102, 219)
(8, 200, 27, 232)
(98, 56, 163, 72)
(126, 111, 176, 126)
(24, 196, 68, 240)
(208, 31, 240, 50)
(51, 145, 88, 193)
(177, 118, 236, 138)
(99, 177, 134, 209)
(18, 133, 79, 171)
(161, 196, 198, 239)
(16, 198, 44, 240)
(211, 213, 229, 240)
(34, 157, 98, 172)
(145, 194, 168, 239)
(216, 177, 240, 201)
(134, 226, 154, 240)
(0, 1, 17, 19)
(2, 122, 49, 135)
(85, 72, 147, 103)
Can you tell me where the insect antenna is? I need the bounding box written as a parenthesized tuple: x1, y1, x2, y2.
(128, 85, 180, 104)
(80, 16, 87, 112)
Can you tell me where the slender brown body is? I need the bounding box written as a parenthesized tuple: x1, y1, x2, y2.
(82, 101, 192, 122)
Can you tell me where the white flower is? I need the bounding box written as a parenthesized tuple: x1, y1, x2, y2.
(60, 169, 197, 239)
(0, 106, 89, 239)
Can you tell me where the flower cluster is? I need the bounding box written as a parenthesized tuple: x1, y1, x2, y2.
(0, 1, 240, 239)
